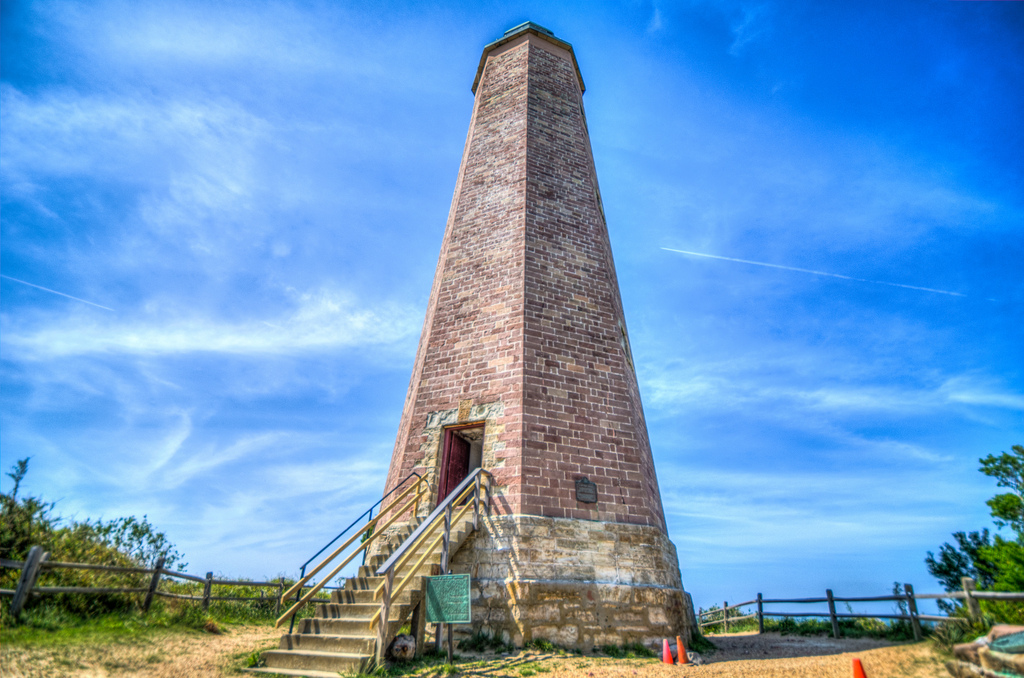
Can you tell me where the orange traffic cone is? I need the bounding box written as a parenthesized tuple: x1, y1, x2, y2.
(852, 658, 867, 678)
(676, 635, 688, 665)
(662, 638, 673, 664)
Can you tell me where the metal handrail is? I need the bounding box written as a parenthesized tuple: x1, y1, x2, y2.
(372, 482, 477, 601)
(301, 471, 425, 572)
(375, 469, 490, 575)
(373, 490, 477, 617)
(370, 468, 491, 659)
(276, 471, 431, 629)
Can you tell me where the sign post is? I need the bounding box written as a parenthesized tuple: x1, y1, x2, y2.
(425, 574, 471, 664)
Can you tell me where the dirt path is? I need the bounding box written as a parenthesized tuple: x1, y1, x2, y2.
(0, 625, 280, 678)
(443, 633, 947, 678)
(1, 629, 949, 677)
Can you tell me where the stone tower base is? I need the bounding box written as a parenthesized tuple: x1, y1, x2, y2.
(447, 515, 697, 650)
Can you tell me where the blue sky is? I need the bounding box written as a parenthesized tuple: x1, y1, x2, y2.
(2, 1, 1022, 614)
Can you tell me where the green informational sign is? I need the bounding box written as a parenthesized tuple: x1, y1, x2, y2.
(425, 574, 471, 624)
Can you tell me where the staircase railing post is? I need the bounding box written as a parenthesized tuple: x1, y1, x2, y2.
(440, 504, 452, 574)
(288, 566, 306, 633)
(413, 480, 422, 518)
(473, 474, 482, 530)
(376, 567, 395, 667)
(276, 577, 284, 616)
(434, 505, 453, 656)
(485, 475, 492, 517)
(143, 556, 165, 613)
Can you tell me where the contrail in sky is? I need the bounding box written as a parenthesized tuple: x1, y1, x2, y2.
(1, 274, 115, 311)
(661, 248, 967, 298)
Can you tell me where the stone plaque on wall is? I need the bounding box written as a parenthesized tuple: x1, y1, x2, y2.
(575, 477, 597, 504)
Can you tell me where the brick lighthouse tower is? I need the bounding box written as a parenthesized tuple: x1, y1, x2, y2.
(380, 22, 697, 649)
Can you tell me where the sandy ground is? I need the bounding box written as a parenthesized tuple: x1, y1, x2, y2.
(0, 629, 949, 677)
(447, 633, 947, 678)
(0, 624, 280, 678)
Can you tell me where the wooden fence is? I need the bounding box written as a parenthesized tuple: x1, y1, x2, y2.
(1, 545, 338, 618)
(697, 576, 1023, 642)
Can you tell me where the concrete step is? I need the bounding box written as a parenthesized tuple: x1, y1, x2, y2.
(293, 616, 407, 640)
(279, 633, 374, 654)
(263, 648, 371, 674)
(246, 667, 352, 678)
(294, 617, 372, 636)
(343, 575, 384, 591)
(265, 514, 472, 674)
(323, 587, 416, 608)
(308, 602, 379, 620)
(329, 588, 378, 605)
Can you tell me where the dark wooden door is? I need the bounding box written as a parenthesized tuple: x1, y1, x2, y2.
(439, 431, 471, 503)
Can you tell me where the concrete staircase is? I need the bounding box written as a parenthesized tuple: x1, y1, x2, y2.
(247, 514, 477, 677)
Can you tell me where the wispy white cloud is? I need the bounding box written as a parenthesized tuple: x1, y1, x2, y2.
(940, 376, 1024, 411)
(643, 357, 1023, 420)
(728, 3, 774, 56)
(647, 6, 663, 34)
(0, 86, 268, 183)
(4, 288, 419, 358)
(661, 466, 967, 566)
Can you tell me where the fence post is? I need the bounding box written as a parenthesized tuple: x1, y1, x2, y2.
(276, 577, 284, 616)
(962, 577, 981, 619)
(723, 600, 729, 633)
(903, 583, 922, 641)
(202, 572, 213, 612)
(826, 589, 840, 639)
(757, 593, 764, 634)
(10, 546, 48, 618)
(142, 556, 165, 613)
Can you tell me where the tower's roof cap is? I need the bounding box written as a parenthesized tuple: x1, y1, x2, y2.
(472, 22, 585, 95)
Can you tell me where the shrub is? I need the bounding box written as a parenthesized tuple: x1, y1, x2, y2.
(1, 458, 185, 621)
(458, 630, 514, 653)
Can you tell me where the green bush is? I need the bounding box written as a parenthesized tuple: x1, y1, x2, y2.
(1, 459, 330, 633)
(458, 630, 514, 653)
(1, 462, 176, 619)
(761, 615, 918, 641)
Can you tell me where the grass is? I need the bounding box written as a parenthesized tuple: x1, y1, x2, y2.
(701, 612, 926, 642)
(360, 647, 465, 677)
(1, 599, 274, 649)
(599, 642, 656, 659)
(687, 632, 717, 654)
(458, 629, 515, 654)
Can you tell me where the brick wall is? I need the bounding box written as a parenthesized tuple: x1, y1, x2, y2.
(383, 31, 668, 533)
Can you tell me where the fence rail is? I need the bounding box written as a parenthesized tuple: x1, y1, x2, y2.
(1, 547, 339, 618)
(697, 576, 1014, 641)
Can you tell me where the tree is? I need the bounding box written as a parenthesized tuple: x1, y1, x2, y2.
(927, 445, 1024, 608)
(980, 445, 1024, 536)
(926, 530, 996, 590)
